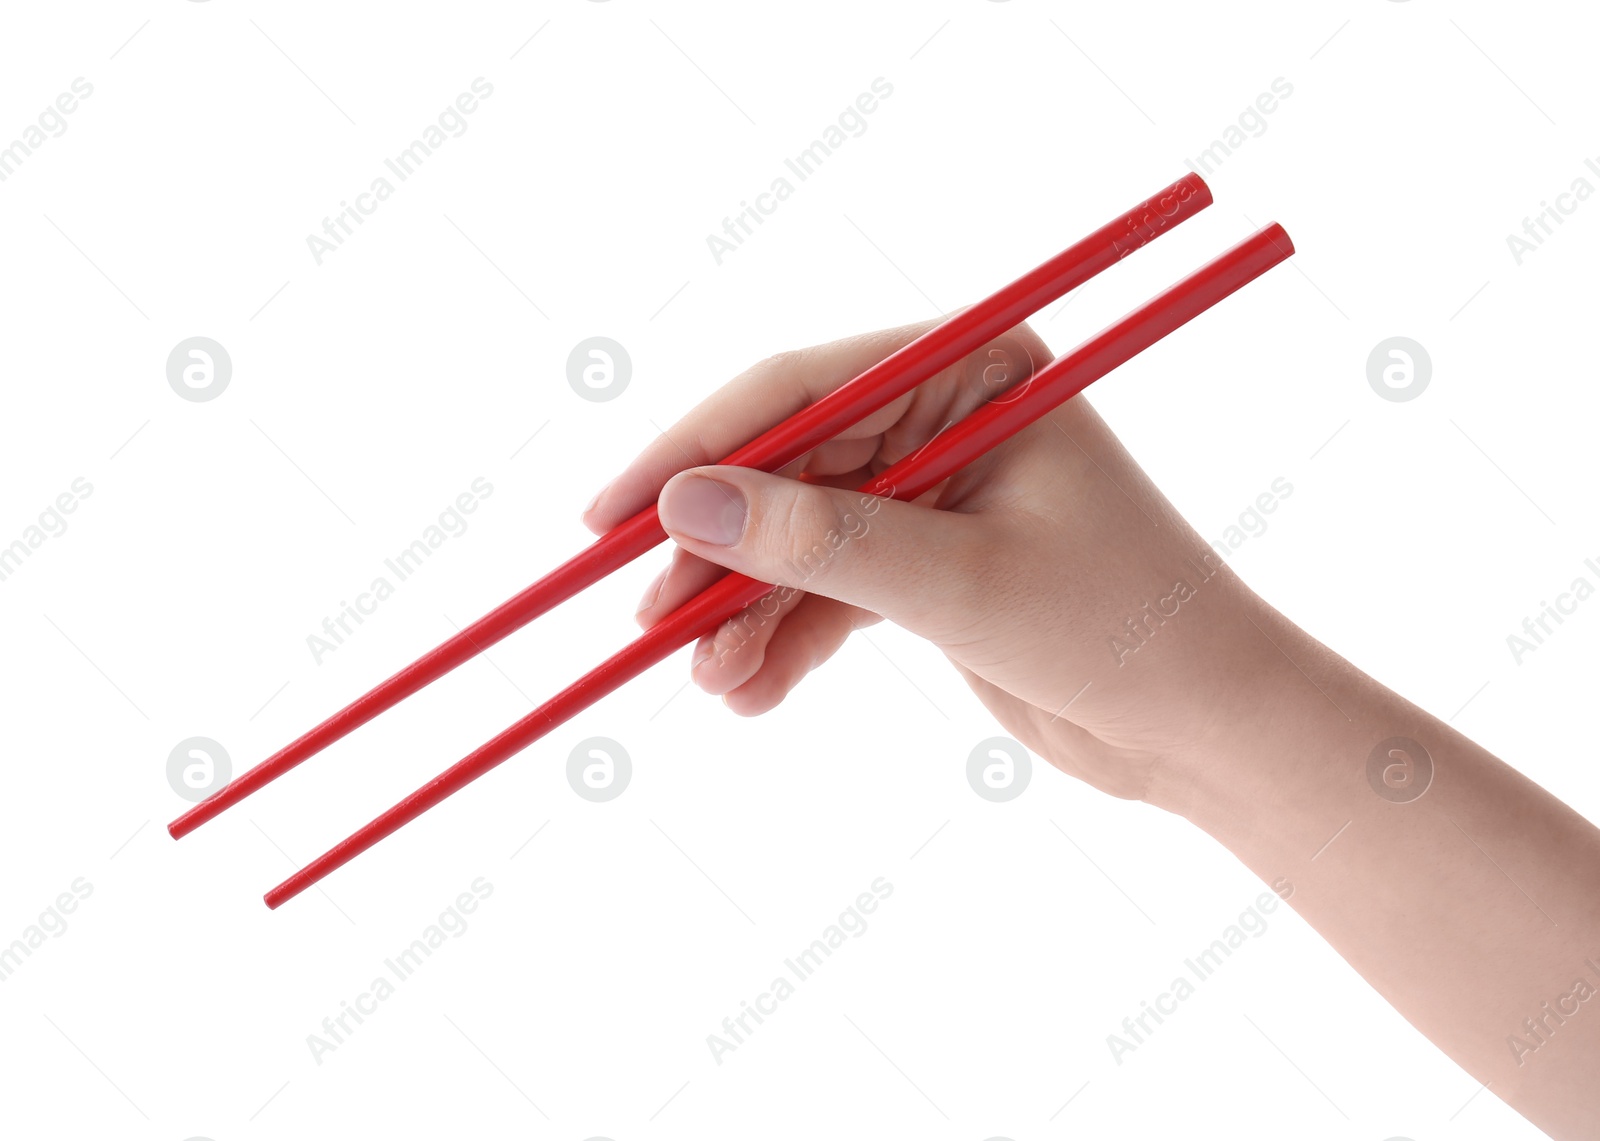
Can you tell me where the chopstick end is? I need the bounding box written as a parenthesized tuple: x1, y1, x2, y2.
(1260, 221, 1295, 258)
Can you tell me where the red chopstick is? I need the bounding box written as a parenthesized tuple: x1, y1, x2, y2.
(263, 221, 1294, 908)
(166, 174, 1212, 842)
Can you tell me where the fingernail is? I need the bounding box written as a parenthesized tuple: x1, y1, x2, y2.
(660, 475, 746, 546)
(636, 567, 667, 615)
(581, 481, 611, 519)
(692, 644, 713, 673)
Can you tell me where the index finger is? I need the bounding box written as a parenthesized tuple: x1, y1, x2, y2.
(582, 319, 937, 533)
(581, 317, 1047, 533)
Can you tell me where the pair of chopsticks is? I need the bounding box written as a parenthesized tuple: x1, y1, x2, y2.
(167, 173, 1293, 907)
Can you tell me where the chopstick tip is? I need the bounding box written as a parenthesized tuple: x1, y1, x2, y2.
(1182, 171, 1213, 208)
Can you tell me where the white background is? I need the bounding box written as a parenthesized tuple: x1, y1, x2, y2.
(0, 1, 1595, 1138)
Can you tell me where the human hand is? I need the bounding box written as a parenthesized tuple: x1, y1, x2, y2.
(585, 318, 1600, 1139)
(582, 317, 1278, 809)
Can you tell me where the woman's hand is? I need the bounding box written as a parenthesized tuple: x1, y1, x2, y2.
(582, 317, 1275, 811)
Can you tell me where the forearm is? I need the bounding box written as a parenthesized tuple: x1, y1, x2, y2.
(1153, 598, 1600, 1140)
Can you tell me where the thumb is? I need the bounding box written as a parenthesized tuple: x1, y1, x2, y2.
(656, 465, 989, 637)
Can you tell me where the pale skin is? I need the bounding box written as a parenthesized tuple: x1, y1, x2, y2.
(583, 318, 1600, 1139)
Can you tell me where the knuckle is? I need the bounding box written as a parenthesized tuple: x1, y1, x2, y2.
(752, 348, 808, 377)
(757, 484, 850, 585)
(1005, 325, 1050, 373)
(970, 329, 1051, 401)
(1010, 320, 1048, 360)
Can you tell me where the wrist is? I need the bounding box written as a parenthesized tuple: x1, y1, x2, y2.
(1139, 592, 1374, 843)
